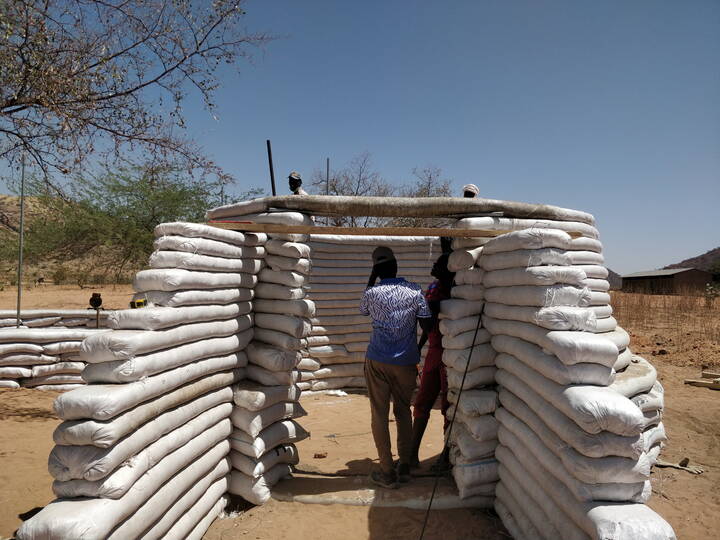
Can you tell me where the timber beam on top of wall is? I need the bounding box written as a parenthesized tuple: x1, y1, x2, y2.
(206, 195, 596, 225)
(207, 221, 584, 238)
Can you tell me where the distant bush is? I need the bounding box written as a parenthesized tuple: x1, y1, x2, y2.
(52, 266, 69, 285)
(91, 273, 108, 285)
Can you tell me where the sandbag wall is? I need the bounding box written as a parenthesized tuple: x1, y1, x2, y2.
(303, 235, 438, 391)
(226, 210, 314, 504)
(441, 235, 498, 503)
(0, 327, 108, 390)
(0, 309, 109, 329)
(451, 222, 675, 539)
(17, 222, 261, 540)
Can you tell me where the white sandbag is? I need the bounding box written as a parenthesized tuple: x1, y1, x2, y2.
(23, 374, 84, 387)
(309, 323, 372, 336)
(149, 250, 264, 274)
(106, 303, 248, 330)
(229, 464, 292, 505)
(105, 440, 231, 540)
(227, 211, 312, 226)
(310, 315, 370, 327)
(483, 316, 618, 367)
(0, 379, 20, 388)
(23, 316, 63, 327)
(496, 477, 559, 540)
(484, 266, 589, 289)
(255, 313, 311, 339)
(439, 298, 484, 320)
(451, 455, 499, 498)
(450, 237, 493, 249)
(492, 336, 613, 386)
(266, 254, 311, 274)
(230, 420, 310, 459)
(233, 381, 301, 411)
(52, 412, 232, 498)
(33, 384, 84, 391)
(54, 358, 240, 424)
(481, 248, 604, 271)
(0, 327, 107, 343)
(485, 303, 597, 331)
(631, 381, 664, 412)
(451, 284, 485, 301)
(259, 268, 306, 288)
(454, 409, 499, 442)
(0, 343, 43, 355)
(311, 376, 366, 390)
(0, 353, 58, 366)
(594, 316, 617, 333)
(485, 284, 592, 308)
(454, 216, 599, 239)
(254, 328, 306, 351)
(442, 343, 496, 371)
(246, 365, 299, 386)
(448, 246, 484, 272)
(494, 498, 531, 540)
(310, 234, 436, 246)
(83, 337, 250, 383)
(439, 315, 481, 337)
(57, 318, 95, 327)
(598, 326, 631, 351)
(483, 228, 603, 255)
(306, 290, 362, 301)
(306, 333, 371, 347)
(133, 268, 256, 292)
(449, 422, 497, 461)
(230, 445, 298, 478)
(448, 388, 498, 416)
(81, 315, 252, 363)
(154, 234, 264, 259)
(255, 283, 306, 300)
(50, 390, 232, 481)
(17, 438, 230, 540)
(584, 278, 610, 291)
(496, 374, 642, 460)
(496, 356, 643, 436)
(454, 268, 484, 286)
(43, 342, 83, 355)
(299, 370, 315, 381)
(312, 353, 365, 364)
(0, 366, 31, 378)
(610, 356, 656, 398)
(442, 328, 491, 349)
(313, 363, 365, 379)
(297, 358, 320, 371)
(497, 400, 652, 486)
(253, 298, 315, 318)
(308, 282, 370, 294)
(231, 402, 307, 438)
(265, 238, 311, 258)
(154, 221, 264, 245)
(141, 465, 229, 540)
(246, 342, 300, 372)
(345, 341, 371, 353)
(137, 287, 252, 307)
(446, 365, 496, 390)
(614, 347, 633, 371)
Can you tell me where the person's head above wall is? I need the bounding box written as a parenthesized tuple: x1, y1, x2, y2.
(288, 171, 303, 192)
(462, 183, 479, 198)
(372, 246, 398, 280)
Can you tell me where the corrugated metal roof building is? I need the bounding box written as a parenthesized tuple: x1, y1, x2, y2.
(621, 267, 712, 294)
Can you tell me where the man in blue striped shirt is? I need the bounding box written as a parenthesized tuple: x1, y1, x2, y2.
(360, 246, 432, 488)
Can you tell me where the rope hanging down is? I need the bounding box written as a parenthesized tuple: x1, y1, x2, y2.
(418, 302, 486, 540)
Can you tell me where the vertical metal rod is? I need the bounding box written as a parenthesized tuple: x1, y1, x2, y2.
(266, 139, 277, 196)
(15, 153, 26, 328)
(325, 157, 330, 195)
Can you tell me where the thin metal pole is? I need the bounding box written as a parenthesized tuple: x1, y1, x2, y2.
(325, 157, 330, 195)
(15, 154, 26, 328)
(266, 140, 277, 196)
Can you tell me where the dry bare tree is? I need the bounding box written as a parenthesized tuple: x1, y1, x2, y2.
(0, 0, 271, 188)
(391, 165, 453, 227)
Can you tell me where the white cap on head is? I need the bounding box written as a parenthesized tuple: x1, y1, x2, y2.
(462, 183, 479, 196)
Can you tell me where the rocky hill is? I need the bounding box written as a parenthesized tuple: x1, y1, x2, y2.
(664, 247, 720, 273)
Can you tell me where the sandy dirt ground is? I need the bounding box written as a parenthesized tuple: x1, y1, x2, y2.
(0, 286, 717, 539)
(0, 284, 135, 311)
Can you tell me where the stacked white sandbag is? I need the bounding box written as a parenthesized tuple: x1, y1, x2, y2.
(0, 309, 109, 329)
(18, 223, 256, 539)
(0, 327, 108, 390)
(472, 227, 675, 540)
(305, 235, 438, 391)
(205, 211, 313, 504)
(441, 237, 498, 502)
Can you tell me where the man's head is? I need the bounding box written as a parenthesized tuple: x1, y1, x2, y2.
(462, 183, 479, 198)
(372, 246, 397, 279)
(431, 253, 454, 282)
(288, 171, 302, 192)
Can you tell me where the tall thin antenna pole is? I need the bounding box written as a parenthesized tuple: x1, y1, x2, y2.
(15, 153, 26, 328)
(325, 157, 330, 195)
(266, 140, 277, 196)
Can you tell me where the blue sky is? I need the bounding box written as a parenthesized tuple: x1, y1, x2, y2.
(5, 1, 720, 274)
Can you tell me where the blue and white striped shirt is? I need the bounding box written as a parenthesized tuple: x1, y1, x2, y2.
(359, 277, 432, 365)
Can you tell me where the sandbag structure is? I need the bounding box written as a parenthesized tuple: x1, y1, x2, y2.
(0, 326, 108, 390)
(16, 194, 675, 539)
